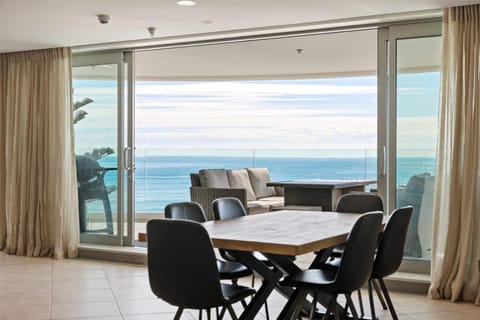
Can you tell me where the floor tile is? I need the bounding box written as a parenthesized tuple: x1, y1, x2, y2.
(1, 251, 479, 320)
(112, 286, 157, 301)
(107, 275, 150, 290)
(0, 304, 51, 320)
(52, 278, 111, 291)
(51, 302, 121, 319)
(52, 288, 115, 304)
(123, 313, 195, 320)
(0, 290, 51, 307)
(53, 269, 106, 280)
(116, 298, 178, 315)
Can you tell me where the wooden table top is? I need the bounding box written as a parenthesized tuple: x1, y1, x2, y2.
(203, 210, 382, 256)
(267, 179, 377, 189)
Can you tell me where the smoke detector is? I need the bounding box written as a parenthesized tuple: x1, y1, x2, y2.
(97, 14, 111, 24)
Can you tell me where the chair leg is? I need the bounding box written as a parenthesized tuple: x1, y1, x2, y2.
(321, 295, 336, 320)
(345, 293, 360, 320)
(309, 292, 317, 320)
(368, 279, 377, 320)
(226, 304, 238, 320)
(378, 278, 399, 320)
(290, 289, 308, 320)
(333, 295, 341, 320)
(101, 188, 114, 234)
(240, 299, 247, 308)
(218, 306, 227, 319)
(357, 289, 365, 317)
(174, 307, 184, 320)
(372, 278, 388, 310)
(264, 300, 270, 320)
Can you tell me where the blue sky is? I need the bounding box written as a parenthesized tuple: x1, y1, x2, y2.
(73, 73, 439, 157)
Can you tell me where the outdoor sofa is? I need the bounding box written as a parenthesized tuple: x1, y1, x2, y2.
(190, 167, 284, 220)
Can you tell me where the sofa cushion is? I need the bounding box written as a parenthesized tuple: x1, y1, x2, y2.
(227, 169, 256, 201)
(247, 202, 271, 215)
(246, 167, 276, 199)
(248, 196, 284, 214)
(198, 169, 230, 188)
(256, 196, 284, 209)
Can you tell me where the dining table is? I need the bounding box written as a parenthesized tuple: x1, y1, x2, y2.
(203, 209, 384, 320)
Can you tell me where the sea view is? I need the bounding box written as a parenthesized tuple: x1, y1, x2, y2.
(96, 154, 436, 213)
(74, 74, 439, 215)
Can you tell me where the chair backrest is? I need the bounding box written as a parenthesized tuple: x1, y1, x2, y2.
(335, 193, 384, 214)
(164, 202, 207, 222)
(190, 173, 201, 187)
(372, 206, 413, 278)
(76, 155, 104, 183)
(212, 197, 247, 220)
(147, 219, 226, 309)
(335, 212, 383, 292)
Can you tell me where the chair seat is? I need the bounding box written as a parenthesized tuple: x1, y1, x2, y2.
(316, 257, 341, 271)
(281, 268, 338, 292)
(221, 283, 256, 303)
(217, 260, 252, 279)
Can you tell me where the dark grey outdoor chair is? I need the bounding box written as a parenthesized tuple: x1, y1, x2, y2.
(76, 155, 115, 234)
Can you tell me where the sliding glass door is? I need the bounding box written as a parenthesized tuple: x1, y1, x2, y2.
(379, 21, 441, 271)
(72, 52, 135, 246)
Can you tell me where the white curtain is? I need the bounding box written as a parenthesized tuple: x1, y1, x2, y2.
(429, 5, 480, 304)
(0, 47, 79, 259)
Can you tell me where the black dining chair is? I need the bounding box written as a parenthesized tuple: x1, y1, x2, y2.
(147, 218, 255, 320)
(164, 202, 253, 283)
(335, 193, 384, 213)
(212, 197, 274, 266)
(330, 193, 384, 258)
(212, 197, 271, 319)
(367, 206, 413, 320)
(328, 192, 385, 315)
(281, 212, 383, 320)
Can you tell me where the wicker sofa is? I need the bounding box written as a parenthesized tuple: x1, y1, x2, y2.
(190, 167, 284, 220)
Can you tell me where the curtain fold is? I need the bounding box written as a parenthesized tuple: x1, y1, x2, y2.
(0, 47, 79, 258)
(429, 5, 480, 305)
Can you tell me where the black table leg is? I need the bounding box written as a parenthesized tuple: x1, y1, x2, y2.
(267, 253, 349, 320)
(228, 251, 368, 320)
(228, 250, 283, 320)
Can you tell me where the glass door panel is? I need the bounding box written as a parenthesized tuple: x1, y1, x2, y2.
(72, 52, 132, 245)
(378, 22, 441, 272)
(395, 36, 441, 260)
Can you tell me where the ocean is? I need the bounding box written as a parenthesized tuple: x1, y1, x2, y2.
(96, 155, 436, 213)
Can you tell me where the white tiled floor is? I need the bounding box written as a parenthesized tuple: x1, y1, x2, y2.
(0, 252, 479, 320)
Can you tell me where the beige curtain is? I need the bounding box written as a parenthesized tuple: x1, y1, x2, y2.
(0, 47, 79, 259)
(429, 5, 480, 305)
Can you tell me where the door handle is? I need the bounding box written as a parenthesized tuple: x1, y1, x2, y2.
(380, 145, 386, 176)
(123, 147, 131, 170)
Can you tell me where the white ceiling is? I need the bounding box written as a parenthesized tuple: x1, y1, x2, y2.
(133, 30, 442, 80)
(0, 0, 478, 53)
(134, 30, 380, 80)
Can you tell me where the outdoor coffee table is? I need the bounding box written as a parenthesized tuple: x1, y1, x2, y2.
(267, 179, 377, 211)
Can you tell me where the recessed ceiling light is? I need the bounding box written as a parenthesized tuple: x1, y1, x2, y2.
(177, 0, 196, 6)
